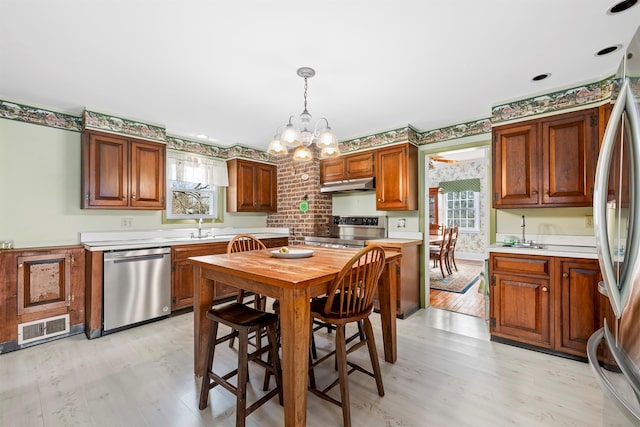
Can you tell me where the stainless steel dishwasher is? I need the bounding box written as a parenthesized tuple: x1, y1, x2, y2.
(103, 246, 171, 334)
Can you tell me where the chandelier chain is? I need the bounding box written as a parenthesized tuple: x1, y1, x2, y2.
(303, 77, 308, 112)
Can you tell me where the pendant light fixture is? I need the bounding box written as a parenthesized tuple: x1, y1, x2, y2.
(267, 67, 340, 160)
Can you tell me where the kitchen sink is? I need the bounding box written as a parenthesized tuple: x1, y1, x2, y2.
(503, 243, 545, 249)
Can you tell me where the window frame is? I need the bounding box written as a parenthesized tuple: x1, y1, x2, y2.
(444, 190, 480, 232)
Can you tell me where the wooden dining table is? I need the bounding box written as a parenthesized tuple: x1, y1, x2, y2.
(429, 233, 444, 245)
(188, 244, 401, 427)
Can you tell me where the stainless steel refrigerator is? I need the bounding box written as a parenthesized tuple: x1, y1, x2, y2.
(588, 25, 640, 422)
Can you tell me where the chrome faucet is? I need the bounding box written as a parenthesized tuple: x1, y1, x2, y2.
(198, 218, 203, 238)
(520, 215, 526, 244)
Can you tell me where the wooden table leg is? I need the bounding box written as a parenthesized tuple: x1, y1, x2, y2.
(193, 265, 214, 377)
(377, 259, 398, 363)
(279, 287, 311, 427)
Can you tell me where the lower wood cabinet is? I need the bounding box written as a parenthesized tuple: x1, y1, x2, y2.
(170, 237, 289, 311)
(489, 252, 613, 360)
(0, 246, 85, 352)
(370, 240, 421, 319)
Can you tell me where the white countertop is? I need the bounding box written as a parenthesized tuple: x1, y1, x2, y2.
(81, 228, 289, 251)
(488, 243, 598, 259)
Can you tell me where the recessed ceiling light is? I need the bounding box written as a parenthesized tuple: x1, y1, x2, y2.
(596, 45, 622, 56)
(532, 73, 551, 82)
(608, 0, 638, 14)
(196, 134, 208, 139)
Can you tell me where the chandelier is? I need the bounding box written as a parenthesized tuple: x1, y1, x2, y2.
(267, 67, 340, 161)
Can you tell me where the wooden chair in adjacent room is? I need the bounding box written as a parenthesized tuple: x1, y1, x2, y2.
(429, 225, 449, 278)
(445, 225, 459, 275)
(198, 302, 283, 426)
(308, 245, 386, 427)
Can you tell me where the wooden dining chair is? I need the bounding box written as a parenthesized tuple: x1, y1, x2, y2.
(445, 225, 459, 274)
(308, 245, 386, 427)
(226, 234, 268, 349)
(198, 302, 282, 427)
(429, 225, 449, 278)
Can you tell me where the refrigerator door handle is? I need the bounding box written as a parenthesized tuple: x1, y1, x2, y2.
(594, 80, 640, 318)
(594, 81, 628, 317)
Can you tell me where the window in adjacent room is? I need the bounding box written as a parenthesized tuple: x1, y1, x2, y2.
(439, 178, 482, 233)
(444, 190, 480, 232)
(165, 151, 228, 220)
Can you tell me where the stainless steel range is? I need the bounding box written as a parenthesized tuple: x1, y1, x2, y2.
(304, 216, 387, 248)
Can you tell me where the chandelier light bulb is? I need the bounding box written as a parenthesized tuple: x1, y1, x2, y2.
(267, 137, 287, 155)
(320, 145, 340, 159)
(280, 123, 301, 148)
(292, 145, 313, 161)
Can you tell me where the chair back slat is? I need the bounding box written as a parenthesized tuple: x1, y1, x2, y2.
(324, 245, 386, 319)
(227, 234, 267, 254)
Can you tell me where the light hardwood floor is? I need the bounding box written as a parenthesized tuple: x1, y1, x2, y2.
(0, 308, 635, 426)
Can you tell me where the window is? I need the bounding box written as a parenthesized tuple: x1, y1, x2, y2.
(165, 151, 228, 220)
(444, 190, 479, 232)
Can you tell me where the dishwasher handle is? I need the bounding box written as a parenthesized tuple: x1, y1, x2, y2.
(106, 254, 168, 264)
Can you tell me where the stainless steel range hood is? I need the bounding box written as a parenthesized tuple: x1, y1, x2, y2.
(320, 177, 375, 193)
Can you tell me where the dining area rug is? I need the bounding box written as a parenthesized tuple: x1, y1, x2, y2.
(429, 260, 483, 293)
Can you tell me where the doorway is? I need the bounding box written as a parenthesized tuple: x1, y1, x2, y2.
(425, 146, 489, 318)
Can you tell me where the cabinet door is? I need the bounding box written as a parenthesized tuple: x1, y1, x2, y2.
(492, 123, 539, 207)
(320, 157, 345, 183)
(171, 242, 227, 311)
(236, 160, 257, 211)
(376, 144, 417, 210)
(129, 140, 166, 209)
(17, 253, 71, 315)
(428, 187, 439, 224)
(83, 133, 128, 208)
(541, 110, 597, 206)
(555, 258, 601, 356)
(254, 163, 277, 212)
(345, 152, 375, 179)
(491, 272, 552, 348)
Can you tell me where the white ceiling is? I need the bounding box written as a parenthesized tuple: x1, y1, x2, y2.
(1, 1, 639, 151)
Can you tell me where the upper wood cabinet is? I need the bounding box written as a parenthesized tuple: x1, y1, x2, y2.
(320, 151, 375, 183)
(492, 107, 598, 208)
(375, 143, 418, 211)
(226, 159, 277, 213)
(82, 130, 166, 209)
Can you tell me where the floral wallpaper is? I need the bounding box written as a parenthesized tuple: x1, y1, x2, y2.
(428, 158, 489, 256)
(0, 73, 614, 163)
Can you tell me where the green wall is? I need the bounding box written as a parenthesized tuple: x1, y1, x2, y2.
(0, 119, 267, 248)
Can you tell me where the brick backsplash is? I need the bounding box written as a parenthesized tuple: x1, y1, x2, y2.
(266, 151, 332, 244)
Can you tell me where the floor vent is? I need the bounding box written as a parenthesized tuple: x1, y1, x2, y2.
(18, 314, 69, 345)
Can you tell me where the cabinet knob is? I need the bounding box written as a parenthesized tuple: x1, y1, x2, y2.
(131, 194, 136, 200)
(562, 272, 569, 278)
(532, 190, 538, 195)
(542, 286, 549, 292)
(545, 190, 550, 195)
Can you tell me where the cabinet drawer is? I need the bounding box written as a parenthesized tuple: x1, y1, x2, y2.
(491, 255, 550, 276)
(172, 242, 227, 261)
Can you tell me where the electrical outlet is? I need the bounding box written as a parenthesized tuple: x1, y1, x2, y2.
(397, 218, 406, 228)
(584, 215, 594, 227)
(121, 217, 133, 228)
